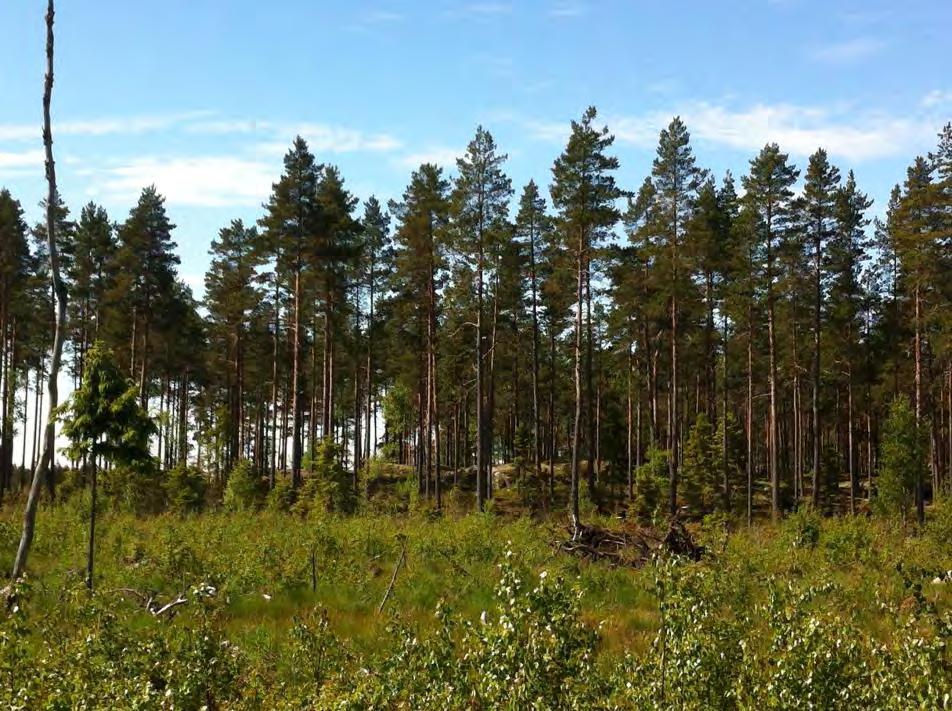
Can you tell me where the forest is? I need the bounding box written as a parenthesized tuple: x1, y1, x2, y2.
(1, 3, 950, 708)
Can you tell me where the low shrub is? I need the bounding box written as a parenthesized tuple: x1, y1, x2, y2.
(223, 459, 265, 511)
(164, 463, 208, 515)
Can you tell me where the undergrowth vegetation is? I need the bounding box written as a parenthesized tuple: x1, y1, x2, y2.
(1, 497, 950, 708)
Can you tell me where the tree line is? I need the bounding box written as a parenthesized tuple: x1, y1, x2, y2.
(1, 109, 950, 525)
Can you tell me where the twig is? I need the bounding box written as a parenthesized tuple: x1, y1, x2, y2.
(377, 536, 407, 614)
(109, 587, 189, 618)
(436, 548, 474, 580)
(152, 595, 188, 617)
(311, 546, 317, 593)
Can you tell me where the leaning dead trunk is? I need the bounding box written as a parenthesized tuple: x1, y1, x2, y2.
(12, 0, 66, 581)
(569, 228, 585, 534)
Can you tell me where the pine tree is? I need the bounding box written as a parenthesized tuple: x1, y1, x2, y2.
(649, 117, 703, 515)
(259, 138, 322, 489)
(69, 202, 115, 382)
(390, 164, 450, 507)
(61, 342, 155, 588)
(829, 171, 872, 511)
(550, 107, 622, 532)
(13, 1, 69, 580)
(314, 165, 361, 450)
(742, 144, 799, 521)
(359, 197, 393, 467)
(681, 413, 717, 515)
(892, 157, 941, 522)
(204, 219, 264, 474)
(0, 190, 32, 495)
(515, 181, 549, 482)
(877, 396, 926, 520)
(111, 186, 180, 405)
(451, 127, 512, 511)
(799, 148, 840, 509)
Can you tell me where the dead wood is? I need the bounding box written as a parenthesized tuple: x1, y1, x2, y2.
(555, 517, 704, 567)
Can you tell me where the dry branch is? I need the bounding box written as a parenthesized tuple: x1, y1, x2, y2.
(555, 517, 704, 568)
(377, 536, 408, 614)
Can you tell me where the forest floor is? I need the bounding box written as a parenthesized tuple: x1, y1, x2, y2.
(0, 467, 950, 707)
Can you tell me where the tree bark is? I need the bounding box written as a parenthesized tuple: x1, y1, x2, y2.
(569, 229, 584, 534)
(812, 221, 822, 508)
(12, 0, 66, 581)
(529, 215, 541, 480)
(914, 282, 924, 524)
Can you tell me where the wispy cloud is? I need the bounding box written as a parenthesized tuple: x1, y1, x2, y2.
(346, 8, 405, 31)
(180, 272, 207, 297)
(808, 37, 886, 63)
(519, 98, 943, 162)
(92, 156, 274, 208)
(0, 113, 403, 159)
(522, 118, 570, 143)
(921, 89, 952, 108)
(394, 147, 461, 170)
(549, 1, 586, 18)
(362, 9, 404, 23)
(0, 149, 44, 170)
(257, 123, 402, 156)
(0, 110, 408, 208)
(665, 102, 935, 160)
(0, 112, 211, 142)
(467, 2, 511, 14)
(449, 3, 512, 19)
(184, 119, 273, 135)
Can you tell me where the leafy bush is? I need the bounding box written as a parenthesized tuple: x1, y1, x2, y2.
(619, 555, 746, 709)
(0, 582, 242, 708)
(633, 448, 668, 521)
(822, 515, 873, 567)
(339, 545, 605, 709)
(1, 498, 950, 708)
(267, 477, 297, 512)
(682, 413, 718, 515)
(223, 459, 264, 511)
(715, 411, 746, 509)
(295, 438, 356, 515)
(164, 463, 208, 514)
(786, 507, 822, 549)
(877, 396, 928, 520)
(103, 461, 166, 514)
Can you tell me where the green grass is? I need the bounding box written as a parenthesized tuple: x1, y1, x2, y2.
(1, 488, 951, 708)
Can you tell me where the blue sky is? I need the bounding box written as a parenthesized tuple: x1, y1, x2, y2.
(1, 0, 950, 296)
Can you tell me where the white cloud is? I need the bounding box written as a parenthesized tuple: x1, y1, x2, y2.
(549, 1, 586, 18)
(665, 102, 935, 161)
(808, 37, 886, 63)
(922, 89, 952, 108)
(95, 156, 274, 208)
(524, 119, 570, 143)
(256, 123, 403, 156)
(180, 272, 207, 298)
(362, 9, 404, 23)
(184, 119, 274, 135)
(449, 3, 512, 19)
(394, 148, 461, 170)
(0, 112, 211, 142)
(521, 100, 942, 162)
(466, 2, 511, 14)
(0, 113, 404, 160)
(0, 149, 44, 169)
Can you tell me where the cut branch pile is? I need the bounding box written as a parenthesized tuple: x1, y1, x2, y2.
(112, 583, 217, 620)
(555, 518, 704, 567)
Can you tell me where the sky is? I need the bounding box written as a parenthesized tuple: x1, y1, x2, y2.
(1, 0, 950, 300)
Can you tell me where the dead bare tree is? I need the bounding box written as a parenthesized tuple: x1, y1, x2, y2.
(11, 0, 67, 581)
